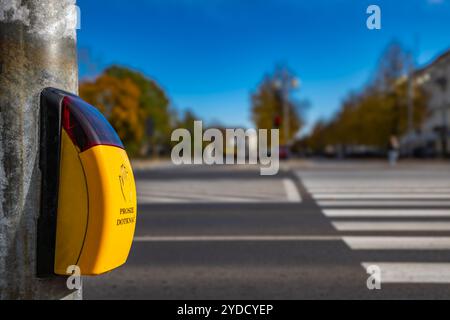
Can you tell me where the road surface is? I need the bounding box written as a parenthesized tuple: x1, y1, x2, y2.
(85, 161, 450, 299)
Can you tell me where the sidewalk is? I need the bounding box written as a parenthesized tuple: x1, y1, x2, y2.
(283, 158, 450, 171)
(131, 157, 450, 173)
(131, 159, 174, 171)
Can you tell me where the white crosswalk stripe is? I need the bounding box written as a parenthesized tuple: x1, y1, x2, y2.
(343, 236, 450, 250)
(323, 209, 450, 218)
(298, 169, 450, 285)
(137, 178, 302, 204)
(314, 193, 450, 199)
(333, 221, 450, 231)
(318, 200, 450, 207)
(362, 263, 450, 284)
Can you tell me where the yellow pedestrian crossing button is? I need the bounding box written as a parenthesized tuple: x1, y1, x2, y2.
(37, 88, 137, 277)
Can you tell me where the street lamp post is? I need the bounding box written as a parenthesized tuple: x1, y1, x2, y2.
(407, 55, 415, 157)
(436, 76, 448, 157)
(274, 70, 300, 146)
(283, 82, 290, 146)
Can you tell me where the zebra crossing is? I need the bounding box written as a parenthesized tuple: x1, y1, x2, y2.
(298, 169, 450, 284)
(137, 178, 301, 204)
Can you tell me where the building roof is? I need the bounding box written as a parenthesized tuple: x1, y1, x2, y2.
(415, 48, 450, 76)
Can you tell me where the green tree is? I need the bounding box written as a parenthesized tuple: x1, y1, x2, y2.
(176, 109, 198, 135)
(304, 42, 428, 153)
(251, 66, 305, 145)
(79, 74, 144, 155)
(80, 66, 174, 157)
(171, 109, 199, 149)
(373, 41, 409, 91)
(105, 66, 173, 156)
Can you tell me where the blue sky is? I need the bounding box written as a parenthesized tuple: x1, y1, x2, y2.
(76, 0, 450, 131)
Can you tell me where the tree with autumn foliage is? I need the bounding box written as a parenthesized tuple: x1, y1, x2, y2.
(303, 42, 428, 155)
(80, 74, 145, 155)
(105, 66, 172, 156)
(251, 66, 306, 145)
(79, 66, 172, 157)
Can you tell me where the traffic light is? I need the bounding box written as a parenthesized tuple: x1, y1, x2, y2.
(274, 115, 282, 129)
(37, 88, 137, 277)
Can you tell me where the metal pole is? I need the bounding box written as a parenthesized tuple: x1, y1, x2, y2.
(407, 58, 414, 156)
(436, 77, 448, 158)
(0, 0, 79, 299)
(283, 84, 289, 146)
(442, 98, 448, 158)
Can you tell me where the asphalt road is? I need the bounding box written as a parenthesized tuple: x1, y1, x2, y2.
(84, 162, 450, 299)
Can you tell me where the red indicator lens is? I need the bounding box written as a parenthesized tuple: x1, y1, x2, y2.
(62, 96, 124, 152)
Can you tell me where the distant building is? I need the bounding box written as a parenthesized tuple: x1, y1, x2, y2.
(405, 49, 450, 156)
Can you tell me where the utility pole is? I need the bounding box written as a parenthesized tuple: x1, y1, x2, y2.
(0, 0, 79, 299)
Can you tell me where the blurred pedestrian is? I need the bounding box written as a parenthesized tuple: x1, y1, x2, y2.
(388, 135, 399, 166)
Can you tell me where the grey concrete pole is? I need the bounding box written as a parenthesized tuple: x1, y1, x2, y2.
(0, 0, 79, 299)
